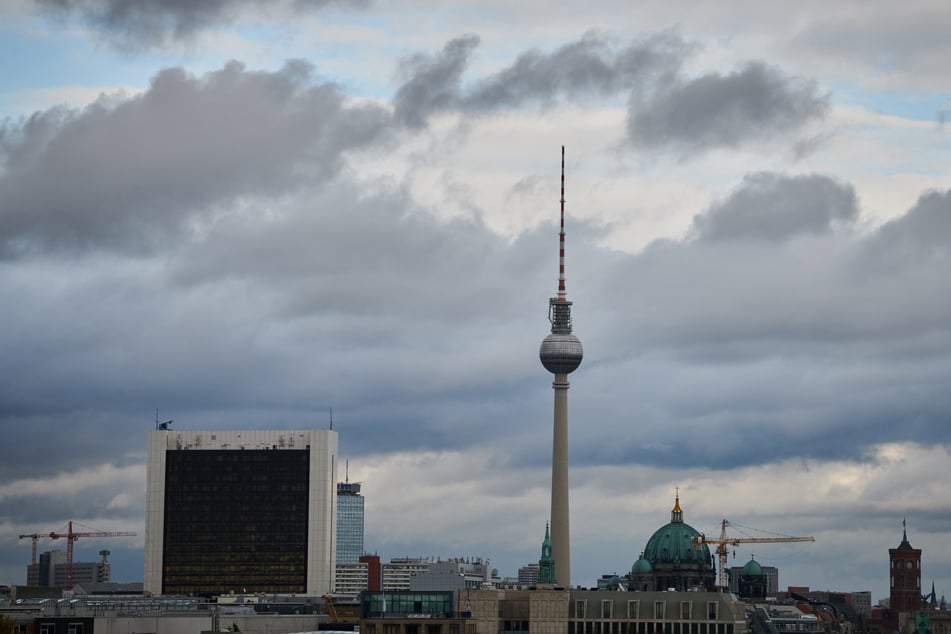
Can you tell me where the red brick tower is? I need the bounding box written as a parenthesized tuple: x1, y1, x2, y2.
(889, 520, 922, 612)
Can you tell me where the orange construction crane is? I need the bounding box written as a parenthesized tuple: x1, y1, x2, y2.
(693, 519, 814, 590)
(47, 521, 136, 590)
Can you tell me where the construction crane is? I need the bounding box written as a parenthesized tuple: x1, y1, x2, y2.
(18, 533, 44, 583)
(693, 519, 814, 590)
(47, 521, 136, 590)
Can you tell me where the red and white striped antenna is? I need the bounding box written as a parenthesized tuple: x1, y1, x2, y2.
(558, 145, 567, 301)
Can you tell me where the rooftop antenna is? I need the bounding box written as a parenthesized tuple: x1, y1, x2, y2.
(329, 407, 333, 430)
(345, 459, 350, 484)
(154, 409, 172, 430)
(558, 144, 567, 301)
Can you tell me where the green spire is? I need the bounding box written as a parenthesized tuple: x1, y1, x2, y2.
(539, 523, 555, 584)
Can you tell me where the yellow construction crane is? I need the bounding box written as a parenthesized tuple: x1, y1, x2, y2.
(693, 519, 814, 589)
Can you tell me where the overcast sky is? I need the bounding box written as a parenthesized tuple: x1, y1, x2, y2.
(1, 0, 950, 603)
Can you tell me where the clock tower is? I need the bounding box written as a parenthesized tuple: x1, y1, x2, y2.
(889, 520, 922, 612)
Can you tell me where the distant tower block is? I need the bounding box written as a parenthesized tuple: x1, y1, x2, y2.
(538, 146, 583, 587)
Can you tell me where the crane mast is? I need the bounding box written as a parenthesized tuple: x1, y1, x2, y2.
(693, 518, 814, 590)
(17, 534, 42, 567)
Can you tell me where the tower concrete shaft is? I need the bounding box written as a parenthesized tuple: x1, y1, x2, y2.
(550, 373, 570, 586)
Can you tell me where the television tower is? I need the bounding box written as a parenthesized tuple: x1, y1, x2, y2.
(538, 146, 583, 586)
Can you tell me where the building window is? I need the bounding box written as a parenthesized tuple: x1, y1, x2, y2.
(40, 625, 54, 634)
(707, 602, 718, 620)
(628, 601, 639, 619)
(602, 600, 613, 619)
(68, 624, 84, 634)
(576, 600, 587, 619)
(681, 602, 692, 620)
(654, 601, 665, 619)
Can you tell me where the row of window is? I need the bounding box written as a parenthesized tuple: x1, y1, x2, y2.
(575, 600, 720, 621)
(569, 623, 734, 634)
(890, 560, 920, 569)
(39, 623, 85, 634)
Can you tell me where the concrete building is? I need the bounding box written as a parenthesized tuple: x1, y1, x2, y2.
(518, 564, 540, 585)
(381, 558, 433, 591)
(335, 561, 369, 595)
(144, 428, 338, 597)
(358, 587, 748, 634)
(409, 559, 491, 592)
(538, 146, 583, 587)
(37, 551, 66, 587)
(22, 549, 109, 589)
(0, 594, 339, 634)
(336, 481, 365, 563)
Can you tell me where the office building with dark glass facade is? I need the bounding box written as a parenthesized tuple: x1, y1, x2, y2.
(144, 429, 337, 597)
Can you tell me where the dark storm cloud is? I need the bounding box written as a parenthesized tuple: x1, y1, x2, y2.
(692, 172, 858, 242)
(392, 34, 824, 155)
(460, 31, 690, 111)
(572, 174, 951, 471)
(0, 60, 390, 256)
(393, 31, 690, 124)
(868, 188, 951, 260)
(34, 0, 365, 47)
(627, 62, 829, 153)
(394, 34, 481, 129)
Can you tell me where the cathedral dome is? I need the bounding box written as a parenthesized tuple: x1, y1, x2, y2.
(631, 553, 652, 575)
(741, 556, 764, 582)
(642, 494, 712, 566)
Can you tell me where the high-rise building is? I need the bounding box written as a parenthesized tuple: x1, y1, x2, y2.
(144, 428, 337, 597)
(336, 481, 365, 563)
(538, 146, 583, 586)
(37, 550, 66, 587)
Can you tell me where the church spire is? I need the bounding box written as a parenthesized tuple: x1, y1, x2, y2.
(671, 486, 683, 523)
(538, 523, 555, 584)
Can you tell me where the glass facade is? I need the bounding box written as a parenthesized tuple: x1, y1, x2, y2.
(360, 591, 454, 618)
(336, 482, 365, 563)
(162, 449, 310, 596)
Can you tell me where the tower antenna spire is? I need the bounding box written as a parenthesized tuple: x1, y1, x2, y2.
(558, 145, 567, 300)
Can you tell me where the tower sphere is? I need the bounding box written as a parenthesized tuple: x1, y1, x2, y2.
(539, 332, 583, 374)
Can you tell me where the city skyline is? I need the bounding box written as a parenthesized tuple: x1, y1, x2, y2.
(1, 0, 950, 603)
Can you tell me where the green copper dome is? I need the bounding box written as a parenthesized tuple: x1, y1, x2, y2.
(642, 494, 712, 566)
(741, 556, 763, 581)
(631, 553, 653, 575)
